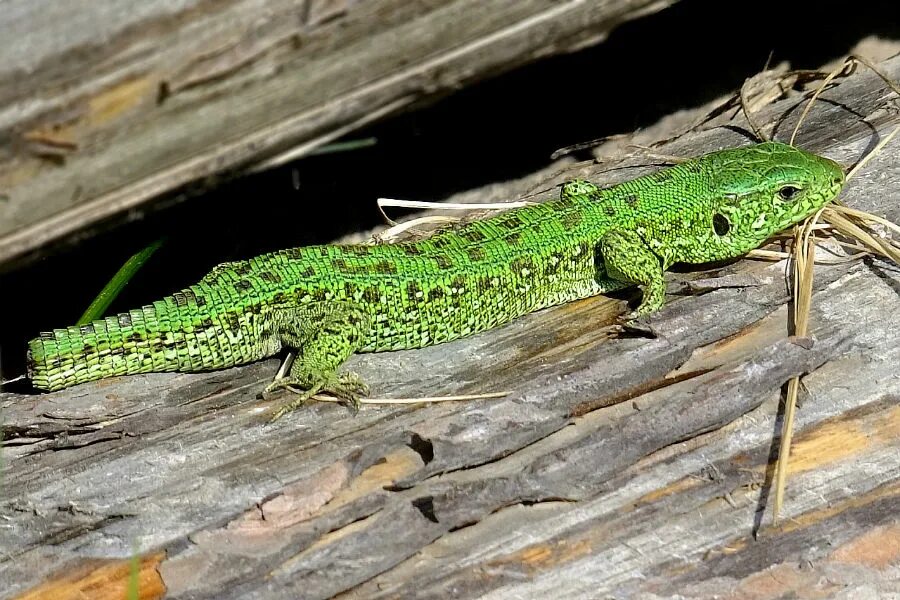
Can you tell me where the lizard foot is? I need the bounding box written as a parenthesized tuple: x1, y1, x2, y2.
(613, 312, 659, 338)
(265, 371, 370, 421)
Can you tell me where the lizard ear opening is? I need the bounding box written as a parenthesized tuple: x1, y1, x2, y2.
(712, 213, 731, 236)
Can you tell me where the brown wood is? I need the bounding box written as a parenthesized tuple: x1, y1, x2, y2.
(2, 55, 899, 599)
(0, 0, 677, 269)
(10, 554, 166, 600)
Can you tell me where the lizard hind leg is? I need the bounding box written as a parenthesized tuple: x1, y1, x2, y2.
(263, 301, 372, 421)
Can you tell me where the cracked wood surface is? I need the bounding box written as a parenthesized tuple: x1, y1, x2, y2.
(2, 56, 900, 599)
(0, 0, 677, 268)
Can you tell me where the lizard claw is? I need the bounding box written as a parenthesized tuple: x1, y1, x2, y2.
(613, 313, 658, 338)
(264, 377, 324, 422)
(332, 371, 370, 414)
(264, 371, 370, 421)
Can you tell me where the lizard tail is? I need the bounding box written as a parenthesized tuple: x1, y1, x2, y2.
(27, 299, 263, 392)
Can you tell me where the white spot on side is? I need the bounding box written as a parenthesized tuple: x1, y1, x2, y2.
(752, 213, 767, 229)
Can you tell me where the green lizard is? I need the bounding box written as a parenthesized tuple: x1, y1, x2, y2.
(27, 141, 845, 417)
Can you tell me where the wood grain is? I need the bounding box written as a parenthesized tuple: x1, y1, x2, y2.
(0, 0, 676, 268)
(2, 54, 899, 600)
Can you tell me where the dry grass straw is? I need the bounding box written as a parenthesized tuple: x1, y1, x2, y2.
(769, 54, 900, 526)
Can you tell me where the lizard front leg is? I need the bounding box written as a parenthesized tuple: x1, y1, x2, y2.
(598, 229, 666, 317)
(263, 301, 372, 420)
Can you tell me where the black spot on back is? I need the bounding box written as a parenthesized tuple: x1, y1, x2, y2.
(235, 280, 252, 291)
(461, 229, 487, 243)
(401, 244, 423, 256)
(560, 210, 584, 230)
(406, 281, 423, 302)
(234, 263, 252, 276)
(559, 196, 576, 208)
(374, 261, 398, 275)
(476, 276, 494, 294)
(363, 287, 381, 304)
(225, 313, 241, 330)
(498, 214, 523, 229)
(259, 271, 282, 284)
(434, 255, 453, 270)
(545, 252, 565, 275)
(651, 169, 673, 183)
(504, 232, 522, 246)
(433, 236, 455, 249)
(625, 194, 639, 206)
(466, 246, 485, 261)
(511, 257, 534, 275)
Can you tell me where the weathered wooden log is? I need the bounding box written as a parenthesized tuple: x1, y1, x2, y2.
(1, 54, 899, 600)
(0, 0, 678, 269)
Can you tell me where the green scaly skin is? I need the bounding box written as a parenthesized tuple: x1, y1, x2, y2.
(27, 141, 845, 417)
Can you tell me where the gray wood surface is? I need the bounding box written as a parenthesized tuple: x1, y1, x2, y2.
(2, 55, 900, 599)
(0, 0, 676, 268)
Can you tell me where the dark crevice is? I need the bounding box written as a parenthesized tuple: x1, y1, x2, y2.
(446, 519, 479, 534)
(570, 368, 714, 417)
(33, 513, 128, 547)
(518, 497, 578, 507)
(407, 433, 434, 465)
(411, 496, 439, 524)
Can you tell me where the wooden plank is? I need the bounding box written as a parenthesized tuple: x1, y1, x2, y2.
(2, 55, 899, 599)
(0, 0, 677, 268)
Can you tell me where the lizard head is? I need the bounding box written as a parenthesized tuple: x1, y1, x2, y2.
(696, 141, 845, 259)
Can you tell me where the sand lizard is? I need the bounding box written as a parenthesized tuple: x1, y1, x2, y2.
(26, 141, 845, 417)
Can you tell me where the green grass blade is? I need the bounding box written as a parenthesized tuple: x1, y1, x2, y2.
(77, 238, 166, 325)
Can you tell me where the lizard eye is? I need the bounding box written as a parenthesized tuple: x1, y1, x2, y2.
(712, 213, 731, 236)
(777, 185, 802, 201)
